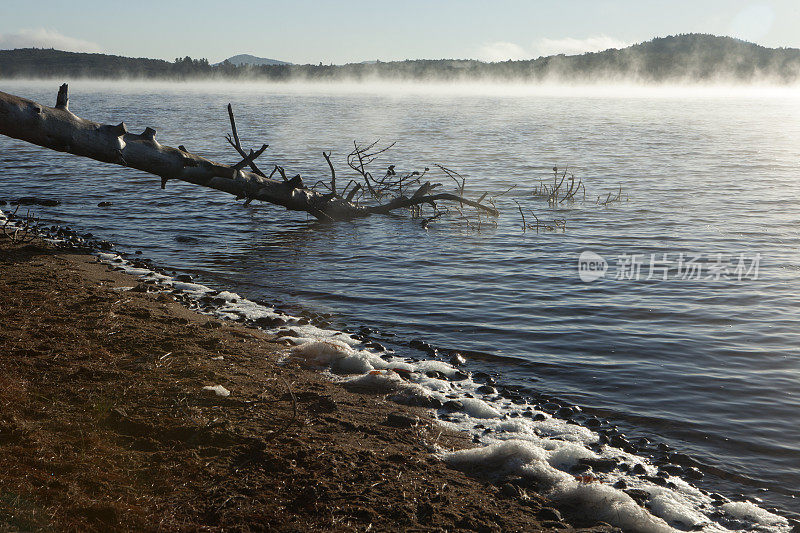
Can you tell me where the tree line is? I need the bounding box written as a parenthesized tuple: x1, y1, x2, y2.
(1, 34, 799, 83)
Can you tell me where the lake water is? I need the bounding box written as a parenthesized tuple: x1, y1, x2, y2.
(1, 80, 799, 522)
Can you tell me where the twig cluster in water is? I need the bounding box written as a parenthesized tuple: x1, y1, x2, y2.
(533, 166, 586, 206)
(514, 201, 566, 233)
(307, 140, 498, 227)
(1, 205, 38, 244)
(218, 102, 497, 221)
(597, 184, 628, 206)
(519, 165, 632, 233)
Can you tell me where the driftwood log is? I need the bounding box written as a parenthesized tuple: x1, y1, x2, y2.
(0, 85, 498, 221)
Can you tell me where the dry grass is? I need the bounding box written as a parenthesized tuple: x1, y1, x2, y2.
(0, 240, 615, 532)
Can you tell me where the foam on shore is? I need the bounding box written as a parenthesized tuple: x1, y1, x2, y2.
(37, 238, 789, 533)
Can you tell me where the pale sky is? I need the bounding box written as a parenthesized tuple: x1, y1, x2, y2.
(0, 0, 798, 64)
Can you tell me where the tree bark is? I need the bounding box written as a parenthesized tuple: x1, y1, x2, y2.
(0, 86, 498, 221)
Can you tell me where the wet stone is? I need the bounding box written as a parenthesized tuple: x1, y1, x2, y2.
(609, 434, 629, 448)
(409, 338, 434, 353)
(472, 371, 492, 383)
(442, 400, 463, 412)
(537, 507, 562, 521)
(500, 483, 522, 499)
(578, 457, 619, 472)
(625, 489, 650, 505)
(365, 341, 385, 351)
(449, 353, 466, 366)
(392, 368, 413, 381)
(16, 196, 60, 206)
(659, 463, 683, 475)
(253, 316, 286, 328)
(385, 412, 418, 428)
(557, 407, 576, 418)
(426, 397, 443, 409)
(569, 464, 591, 474)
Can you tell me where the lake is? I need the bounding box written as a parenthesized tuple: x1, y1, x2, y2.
(1, 80, 799, 524)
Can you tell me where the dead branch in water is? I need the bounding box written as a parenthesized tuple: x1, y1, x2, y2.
(1, 205, 38, 244)
(533, 166, 586, 206)
(0, 85, 498, 222)
(514, 200, 566, 233)
(597, 184, 628, 206)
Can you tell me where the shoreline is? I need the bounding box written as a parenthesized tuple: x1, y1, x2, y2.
(0, 202, 794, 532)
(0, 238, 608, 532)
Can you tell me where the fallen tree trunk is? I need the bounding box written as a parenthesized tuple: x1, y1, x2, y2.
(0, 85, 498, 221)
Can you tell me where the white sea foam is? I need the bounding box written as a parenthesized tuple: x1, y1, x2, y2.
(720, 501, 787, 527)
(460, 398, 502, 419)
(202, 384, 230, 397)
(91, 250, 791, 533)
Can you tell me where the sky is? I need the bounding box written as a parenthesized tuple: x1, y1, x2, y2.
(0, 0, 798, 64)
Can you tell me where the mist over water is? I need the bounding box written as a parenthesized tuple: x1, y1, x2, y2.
(4, 33, 800, 87)
(1, 79, 799, 520)
(4, 77, 800, 98)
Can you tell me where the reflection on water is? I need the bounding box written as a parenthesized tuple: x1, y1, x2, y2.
(1, 80, 800, 516)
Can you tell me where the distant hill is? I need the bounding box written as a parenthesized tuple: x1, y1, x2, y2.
(216, 54, 291, 66)
(1, 35, 799, 83)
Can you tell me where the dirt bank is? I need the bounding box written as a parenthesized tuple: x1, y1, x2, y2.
(0, 239, 616, 532)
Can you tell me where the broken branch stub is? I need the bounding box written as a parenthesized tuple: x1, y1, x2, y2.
(0, 86, 499, 221)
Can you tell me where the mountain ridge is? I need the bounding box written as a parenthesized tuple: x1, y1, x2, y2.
(1, 34, 798, 83)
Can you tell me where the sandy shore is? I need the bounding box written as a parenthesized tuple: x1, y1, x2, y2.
(0, 239, 618, 532)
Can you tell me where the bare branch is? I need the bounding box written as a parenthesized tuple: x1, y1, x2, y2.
(226, 103, 267, 177)
(368, 192, 499, 216)
(0, 87, 501, 223)
(233, 144, 268, 171)
(322, 151, 336, 194)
